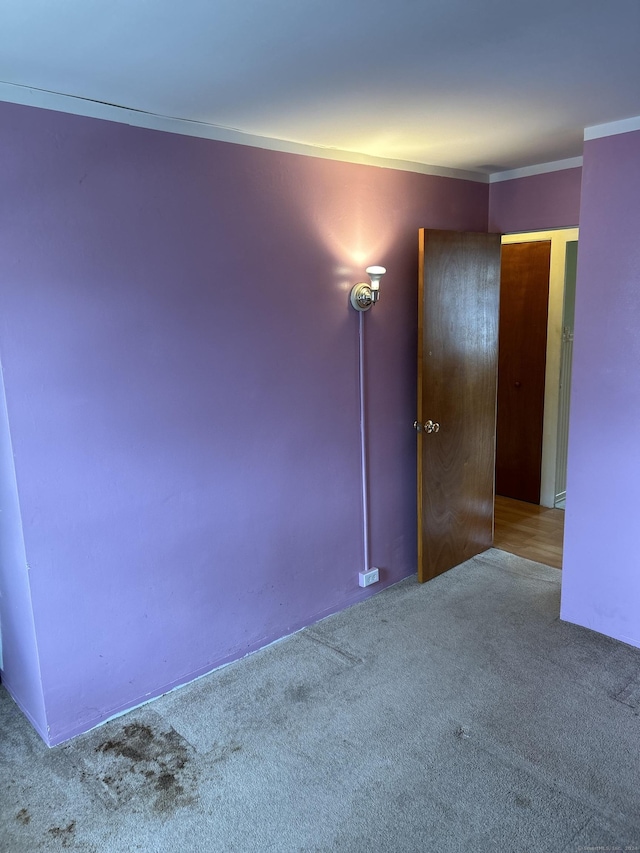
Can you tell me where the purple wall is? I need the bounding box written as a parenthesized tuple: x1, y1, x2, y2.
(561, 129, 640, 649)
(488, 167, 582, 233)
(0, 101, 488, 744)
(0, 376, 48, 738)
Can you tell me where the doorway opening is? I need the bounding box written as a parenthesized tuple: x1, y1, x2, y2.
(494, 228, 578, 568)
(493, 496, 564, 568)
(498, 228, 578, 507)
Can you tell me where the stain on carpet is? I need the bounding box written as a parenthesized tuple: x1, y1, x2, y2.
(61, 713, 199, 815)
(47, 820, 76, 847)
(209, 741, 243, 763)
(286, 684, 312, 704)
(15, 807, 30, 825)
(93, 721, 197, 813)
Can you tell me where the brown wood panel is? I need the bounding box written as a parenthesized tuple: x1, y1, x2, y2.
(417, 229, 501, 582)
(494, 494, 564, 569)
(496, 241, 551, 504)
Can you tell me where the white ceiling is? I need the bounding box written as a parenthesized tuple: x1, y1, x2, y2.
(2, 0, 640, 176)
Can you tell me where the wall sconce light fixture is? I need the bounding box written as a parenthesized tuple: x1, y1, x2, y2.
(350, 265, 387, 311)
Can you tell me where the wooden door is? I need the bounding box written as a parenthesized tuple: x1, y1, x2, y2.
(495, 241, 551, 504)
(417, 229, 501, 583)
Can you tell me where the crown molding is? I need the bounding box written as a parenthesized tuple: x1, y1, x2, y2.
(489, 157, 583, 183)
(0, 81, 488, 183)
(584, 115, 640, 141)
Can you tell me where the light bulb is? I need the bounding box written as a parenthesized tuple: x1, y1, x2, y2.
(366, 265, 386, 300)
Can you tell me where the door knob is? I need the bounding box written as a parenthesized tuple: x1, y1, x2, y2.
(414, 420, 440, 434)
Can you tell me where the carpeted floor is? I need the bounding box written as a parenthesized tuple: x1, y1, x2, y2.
(2, 548, 640, 852)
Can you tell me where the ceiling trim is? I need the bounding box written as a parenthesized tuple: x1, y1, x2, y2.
(584, 115, 640, 141)
(489, 157, 583, 184)
(0, 81, 489, 184)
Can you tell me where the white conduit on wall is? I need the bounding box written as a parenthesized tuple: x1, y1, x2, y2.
(358, 310, 370, 573)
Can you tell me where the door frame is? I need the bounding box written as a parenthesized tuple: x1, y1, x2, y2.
(501, 228, 578, 507)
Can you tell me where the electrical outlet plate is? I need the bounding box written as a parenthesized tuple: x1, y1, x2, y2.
(359, 567, 380, 588)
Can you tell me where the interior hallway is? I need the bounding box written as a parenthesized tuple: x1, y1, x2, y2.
(494, 494, 565, 569)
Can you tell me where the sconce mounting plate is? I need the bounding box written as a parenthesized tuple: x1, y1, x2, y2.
(350, 283, 373, 311)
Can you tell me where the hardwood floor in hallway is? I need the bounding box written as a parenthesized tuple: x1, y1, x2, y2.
(493, 494, 565, 569)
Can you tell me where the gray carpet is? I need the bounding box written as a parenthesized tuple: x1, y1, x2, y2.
(2, 548, 640, 852)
